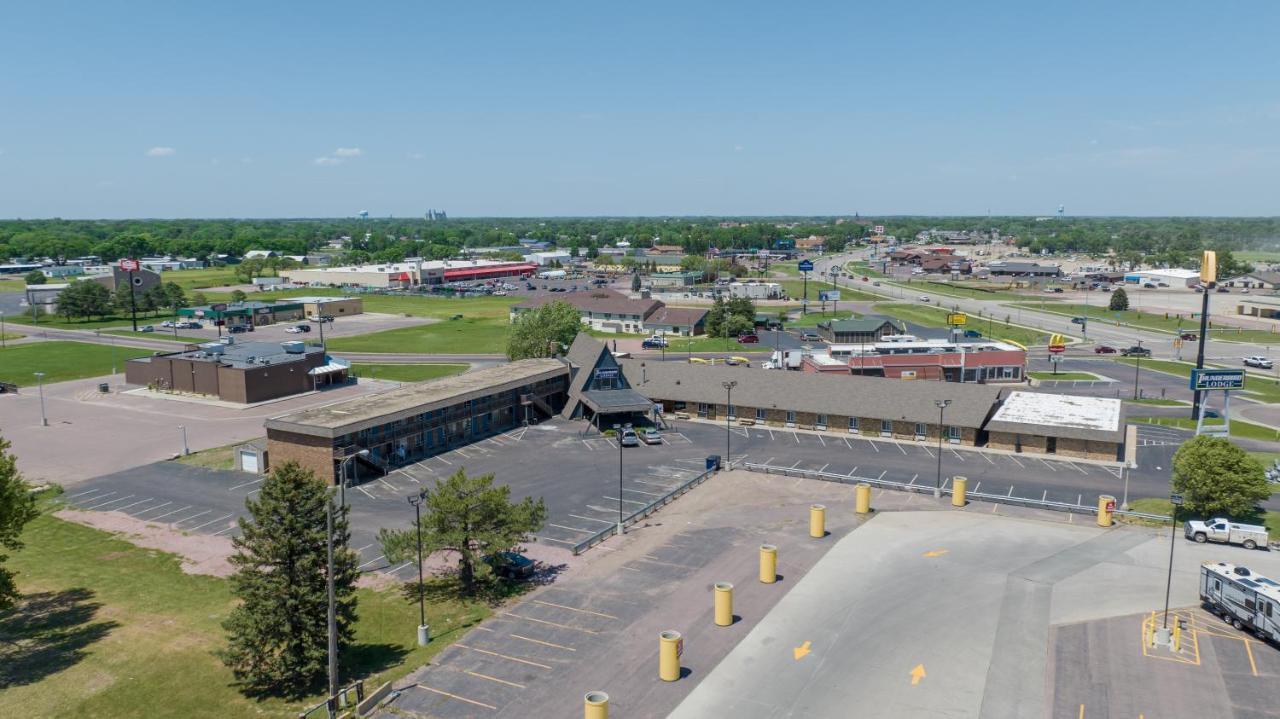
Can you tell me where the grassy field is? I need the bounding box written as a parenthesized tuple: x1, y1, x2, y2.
(0, 507, 491, 719)
(1, 331, 25, 342)
(873, 303, 1052, 347)
(1017, 302, 1280, 343)
(0, 341, 152, 386)
(174, 443, 240, 471)
(158, 267, 241, 291)
(350, 363, 469, 382)
(914, 280, 1052, 303)
(6, 312, 143, 330)
(1112, 357, 1280, 404)
(1029, 371, 1100, 381)
(777, 279, 879, 303)
(1235, 251, 1280, 264)
(329, 317, 510, 354)
(0, 278, 26, 291)
(1125, 398, 1188, 406)
(1131, 415, 1280, 443)
(1127, 497, 1280, 535)
(101, 329, 206, 343)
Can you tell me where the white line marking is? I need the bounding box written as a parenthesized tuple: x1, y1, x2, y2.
(76, 491, 116, 506)
(844, 437, 853, 449)
(548, 523, 592, 534)
(919, 445, 934, 457)
(355, 543, 374, 553)
(817, 435, 826, 446)
(356, 485, 377, 500)
(877, 470, 886, 480)
(973, 481, 982, 492)
(790, 459, 804, 468)
(186, 513, 234, 532)
(111, 497, 155, 513)
(229, 478, 265, 491)
(817, 463, 829, 474)
(213, 524, 239, 536)
(1008, 455, 1025, 467)
(622, 487, 663, 496)
(454, 448, 472, 458)
(763, 456, 775, 466)
(67, 487, 109, 500)
(86, 494, 136, 510)
(148, 505, 193, 522)
(172, 509, 211, 526)
(132, 501, 171, 517)
(357, 555, 386, 569)
(436, 455, 452, 465)
(768, 429, 775, 440)
(1038, 459, 1057, 472)
(949, 449, 965, 462)
(980, 452, 996, 465)
(1042, 490, 1048, 502)
(1068, 461, 1088, 475)
(568, 514, 616, 525)
(907, 474, 918, 485)
(603, 495, 647, 505)
(377, 477, 399, 492)
(535, 535, 577, 545)
(867, 439, 880, 453)
(389, 561, 415, 574)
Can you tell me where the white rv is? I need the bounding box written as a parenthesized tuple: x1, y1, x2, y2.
(1200, 562, 1280, 643)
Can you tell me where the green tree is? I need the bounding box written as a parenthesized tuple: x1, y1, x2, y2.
(704, 295, 727, 337)
(163, 282, 187, 310)
(506, 300, 583, 360)
(219, 461, 358, 698)
(1109, 287, 1129, 312)
(56, 280, 112, 320)
(191, 291, 209, 307)
(630, 271, 642, 292)
(112, 283, 137, 315)
(140, 285, 165, 315)
(1171, 436, 1270, 517)
(0, 435, 39, 611)
(23, 269, 46, 285)
(378, 468, 547, 594)
(230, 289, 248, 303)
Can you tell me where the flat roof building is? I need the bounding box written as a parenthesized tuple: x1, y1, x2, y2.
(126, 339, 343, 404)
(985, 391, 1124, 459)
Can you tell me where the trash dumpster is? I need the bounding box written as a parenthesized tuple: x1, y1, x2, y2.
(98, 383, 110, 393)
(706, 455, 721, 471)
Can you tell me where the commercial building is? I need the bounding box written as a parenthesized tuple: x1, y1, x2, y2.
(983, 261, 1062, 278)
(812, 336, 1028, 383)
(728, 281, 784, 299)
(125, 339, 345, 403)
(1235, 298, 1280, 320)
(647, 272, 701, 289)
(264, 359, 569, 481)
(179, 300, 306, 329)
(816, 318, 899, 344)
(511, 289, 707, 335)
(1123, 268, 1201, 288)
(288, 296, 363, 319)
(525, 251, 572, 266)
(279, 259, 537, 288)
(985, 391, 1124, 459)
(1221, 272, 1280, 290)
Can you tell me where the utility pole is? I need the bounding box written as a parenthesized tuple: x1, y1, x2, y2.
(616, 434, 624, 537)
(35, 372, 48, 426)
(326, 498, 337, 716)
(408, 493, 429, 646)
(934, 400, 950, 498)
(722, 381, 737, 467)
(1132, 340, 1144, 400)
(1190, 266, 1214, 422)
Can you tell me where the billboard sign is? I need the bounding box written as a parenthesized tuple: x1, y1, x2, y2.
(211, 303, 228, 312)
(594, 368, 619, 381)
(874, 225, 885, 234)
(946, 313, 967, 326)
(119, 258, 140, 272)
(1190, 368, 1245, 391)
(797, 260, 814, 272)
(819, 290, 840, 301)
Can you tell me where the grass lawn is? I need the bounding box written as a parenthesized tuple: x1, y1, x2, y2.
(0, 341, 152, 386)
(1, 506, 491, 719)
(174, 443, 240, 471)
(0, 277, 27, 291)
(328, 317, 510, 354)
(158, 267, 241, 291)
(1017, 302, 1280, 343)
(1112, 357, 1280, 404)
(350, 363, 469, 382)
(873, 303, 1052, 347)
(5, 313, 144, 330)
(1029, 371, 1100, 381)
(914, 280, 1049, 303)
(1127, 497, 1280, 536)
(101, 329, 206, 343)
(671, 335, 771, 354)
(782, 308, 859, 323)
(1131, 415, 1280, 443)
(1, 331, 25, 341)
(1125, 398, 1189, 406)
(776, 278, 879, 303)
(1235, 251, 1280, 264)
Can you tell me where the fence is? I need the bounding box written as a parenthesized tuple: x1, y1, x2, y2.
(737, 461, 1171, 522)
(570, 465, 719, 555)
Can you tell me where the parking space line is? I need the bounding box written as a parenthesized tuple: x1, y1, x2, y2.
(908, 474, 918, 485)
(817, 463, 829, 474)
(464, 670, 525, 689)
(602, 495, 647, 505)
(1008, 455, 1025, 467)
(548, 523, 593, 534)
(75, 491, 116, 507)
(87, 494, 138, 510)
(355, 485, 377, 500)
(109, 497, 155, 513)
(535, 535, 577, 545)
(622, 487, 663, 496)
(532, 599, 618, 620)
(973, 481, 982, 492)
(568, 514, 615, 525)
(1067, 461, 1089, 475)
(172, 509, 211, 526)
(389, 561, 415, 575)
(501, 613, 599, 635)
(377, 477, 399, 492)
(213, 524, 239, 536)
(355, 543, 374, 553)
(768, 429, 776, 440)
(436, 456, 452, 465)
(187, 513, 234, 532)
(877, 470, 886, 480)
(67, 487, 110, 500)
(1038, 459, 1057, 471)
(980, 452, 996, 465)
(357, 555, 386, 570)
(414, 684, 497, 711)
(454, 448, 472, 458)
(148, 505, 193, 522)
(510, 633, 576, 651)
(817, 435, 826, 446)
(949, 449, 965, 462)
(866, 438, 880, 452)
(763, 456, 775, 466)
(229, 478, 264, 491)
(581, 440, 595, 451)
(130, 500, 170, 516)
(895, 443, 907, 455)
(789, 459, 803, 469)
(918, 445, 934, 457)
(844, 437, 853, 449)
(455, 643, 553, 668)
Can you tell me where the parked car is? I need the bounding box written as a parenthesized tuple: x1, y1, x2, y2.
(642, 335, 668, 349)
(1121, 346, 1151, 357)
(138, 325, 155, 332)
(1094, 345, 1117, 354)
(737, 333, 759, 344)
(228, 324, 248, 333)
(872, 281, 882, 286)
(1143, 282, 1157, 289)
(1244, 356, 1273, 369)
(1180, 332, 1198, 341)
(285, 326, 304, 333)
(963, 329, 982, 338)
(1216, 286, 1230, 293)
(481, 551, 536, 580)
(492, 290, 507, 296)
(160, 320, 175, 328)
(619, 428, 640, 447)
(640, 428, 662, 445)
(1185, 518, 1269, 550)
(178, 321, 202, 329)
(800, 331, 822, 342)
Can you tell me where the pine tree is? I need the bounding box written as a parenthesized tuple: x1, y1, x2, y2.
(1109, 287, 1129, 312)
(219, 461, 359, 698)
(0, 435, 39, 611)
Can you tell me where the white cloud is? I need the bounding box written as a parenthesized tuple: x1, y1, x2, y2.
(211, 158, 221, 165)
(145, 146, 176, 157)
(313, 156, 343, 166)
(333, 147, 363, 157)
(407, 152, 424, 160)
(734, 144, 744, 152)
(240, 157, 253, 164)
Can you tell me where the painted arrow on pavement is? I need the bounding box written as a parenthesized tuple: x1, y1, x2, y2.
(910, 664, 927, 685)
(923, 550, 949, 557)
(793, 641, 812, 660)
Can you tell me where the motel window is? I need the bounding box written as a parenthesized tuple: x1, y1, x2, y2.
(948, 426, 961, 442)
(816, 414, 828, 430)
(786, 410, 796, 425)
(698, 403, 708, 418)
(881, 419, 892, 436)
(915, 422, 927, 438)
(848, 417, 859, 433)
(756, 408, 766, 421)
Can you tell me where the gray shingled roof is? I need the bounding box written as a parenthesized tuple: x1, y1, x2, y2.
(513, 289, 661, 318)
(560, 333, 611, 419)
(819, 318, 897, 333)
(620, 360, 1004, 428)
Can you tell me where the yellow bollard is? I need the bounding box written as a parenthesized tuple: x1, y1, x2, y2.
(1173, 620, 1182, 652)
(759, 544, 777, 584)
(810, 504, 826, 538)
(1097, 494, 1116, 527)
(659, 630, 682, 681)
(584, 691, 609, 719)
(855, 483, 871, 514)
(952, 476, 967, 507)
(714, 582, 734, 626)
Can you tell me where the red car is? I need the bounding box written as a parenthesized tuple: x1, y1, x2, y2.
(737, 333, 759, 344)
(1179, 332, 1198, 341)
(1094, 345, 1117, 354)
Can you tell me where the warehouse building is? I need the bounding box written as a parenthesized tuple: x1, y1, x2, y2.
(125, 339, 344, 403)
(984, 391, 1125, 460)
(264, 359, 569, 481)
(1123, 268, 1201, 288)
(816, 318, 899, 344)
(280, 259, 537, 288)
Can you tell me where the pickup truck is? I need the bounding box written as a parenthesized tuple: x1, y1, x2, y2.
(641, 335, 668, 349)
(1244, 356, 1273, 369)
(1120, 346, 1151, 358)
(1185, 518, 1269, 550)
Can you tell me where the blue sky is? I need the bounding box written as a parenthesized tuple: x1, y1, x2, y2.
(1, 1, 1277, 218)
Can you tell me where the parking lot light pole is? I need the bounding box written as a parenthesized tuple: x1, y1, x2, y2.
(1132, 340, 1144, 400)
(616, 433, 624, 537)
(407, 493, 428, 645)
(1161, 494, 1184, 637)
(35, 372, 47, 426)
(179, 425, 189, 455)
(339, 449, 370, 508)
(327, 447, 367, 716)
(934, 399, 950, 499)
(722, 381, 737, 468)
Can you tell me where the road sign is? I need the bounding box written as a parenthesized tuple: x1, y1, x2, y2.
(1170, 493, 1184, 506)
(946, 313, 967, 326)
(819, 290, 840, 301)
(119, 258, 140, 272)
(1190, 368, 1245, 391)
(798, 260, 814, 272)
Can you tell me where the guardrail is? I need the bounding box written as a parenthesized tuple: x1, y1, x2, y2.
(738, 462, 1173, 522)
(569, 465, 718, 555)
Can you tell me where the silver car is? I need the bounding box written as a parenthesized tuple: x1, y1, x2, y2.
(619, 429, 640, 447)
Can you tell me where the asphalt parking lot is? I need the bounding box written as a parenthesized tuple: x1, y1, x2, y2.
(138, 311, 433, 344)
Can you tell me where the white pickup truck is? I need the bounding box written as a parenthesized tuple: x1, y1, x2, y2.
(1185, 518, 1269, 550)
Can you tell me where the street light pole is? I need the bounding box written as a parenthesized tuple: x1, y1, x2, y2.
(328, 448, 367, 713)
(35, 372, 47, 426)
(179, 425, 189, 455)
(722, 381, 737, 468)
(616, 433, 624, 537)
(934, 399, 951, 499)
(1132, 340, 1144, 400)
(1161, 494, 1184, 638)
(407, 493, 428, 646)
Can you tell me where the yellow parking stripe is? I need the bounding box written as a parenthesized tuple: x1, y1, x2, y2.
(502, 612, 599, 634)
(510, 633, 577, 651)
(415, 684, 497, 710)
(454, 644, 552, 669)
(532, 599, 618, 620)
(465, 670, 526, 689)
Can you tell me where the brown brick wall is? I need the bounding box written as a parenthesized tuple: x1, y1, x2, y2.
(266, 429, 335, 482)
(1056, 437, 1121, 460)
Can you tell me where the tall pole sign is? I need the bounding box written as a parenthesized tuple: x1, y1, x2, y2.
(120, 258, 141, 332)
(1191, 251, 1216, 422)
(798, 259, 814, 315)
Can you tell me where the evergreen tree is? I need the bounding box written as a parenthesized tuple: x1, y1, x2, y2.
(219, 462, 358, 698)
(379, 468, 546, 594)
(23, 269, 46, 285)
(630, 271, 642, 292)
(0, 435, 39, 611)
(1109, 287, 1129, 312)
